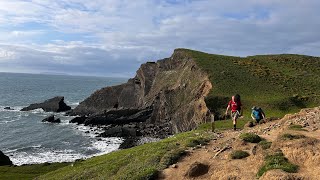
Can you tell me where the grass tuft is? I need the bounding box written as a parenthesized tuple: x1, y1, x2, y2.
(257, 151, 298, 177)
(159, 148, 186, 168)
(230, 150, 250, 159)
(258, 140, 272, 150)
(280, 133, 306, 140)
(240, 133, 262, 143)
(288, 124, 306, 131)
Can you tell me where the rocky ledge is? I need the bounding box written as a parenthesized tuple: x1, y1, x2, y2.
(21, 96, 71, 112)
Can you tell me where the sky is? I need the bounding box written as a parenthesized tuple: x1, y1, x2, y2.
(0, 0, 319, 77)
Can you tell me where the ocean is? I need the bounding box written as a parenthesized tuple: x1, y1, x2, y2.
(0, 72, 127, 165)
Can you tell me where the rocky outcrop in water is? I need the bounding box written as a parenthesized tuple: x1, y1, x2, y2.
(0, 151, 12, 166)
(21, 96, 71, 112)
(70, 49, 212, 136)
(42, 115, 61, 123)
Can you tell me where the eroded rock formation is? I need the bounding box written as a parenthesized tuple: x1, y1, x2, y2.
(70, 49, 212, 135)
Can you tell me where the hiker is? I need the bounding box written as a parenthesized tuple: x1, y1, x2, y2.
(225, 94, 242, 130)
(251, 106, 265, 123)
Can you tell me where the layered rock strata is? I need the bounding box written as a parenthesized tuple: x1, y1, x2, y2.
(70, 49, 212, 136)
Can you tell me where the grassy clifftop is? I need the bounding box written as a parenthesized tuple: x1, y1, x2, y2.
(179, 49, 320, 117)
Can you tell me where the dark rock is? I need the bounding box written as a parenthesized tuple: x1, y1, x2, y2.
(69, 116, 87, 124)
(99, 126, 137, 137)
(119, 137, 138, 149)
(185, 162, 209, 177)
(4, 107, 13, 110)
(21, 96, 71, 112)
(245, 121, 255, 128)
(0, 151, 12, 166)
(42, 115, 61, 123)
(83, 107, 153, 126)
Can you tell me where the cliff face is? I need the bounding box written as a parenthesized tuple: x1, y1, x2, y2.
(72, 49, 212, 133)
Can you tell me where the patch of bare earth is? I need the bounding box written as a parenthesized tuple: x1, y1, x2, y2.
(159, 106, 320, 180)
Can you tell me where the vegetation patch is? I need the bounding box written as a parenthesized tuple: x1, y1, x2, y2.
(197, 118, 251, 131)
(180, 48, 320, 118)
(159, 148, 186, 168)
(240, 133, 262, 143)
(257, 151, 298, 177)
(37, 130, 212, 180)
(280, 133, 306, 140)
(185, 137, 209, 147)
(258, 140, 272, 150)
(230, 150, 250, 159)
(289, 124, 306, 131)
(0, 162, 70, 180)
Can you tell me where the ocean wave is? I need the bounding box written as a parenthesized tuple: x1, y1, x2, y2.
(90, 137, 122, 154)
(8, 150, 86, 166)
(4, 144, 42, 153)
(6, 137, 122, 166)
(68, 102, 80, 106)
(0, 106, 24, 112)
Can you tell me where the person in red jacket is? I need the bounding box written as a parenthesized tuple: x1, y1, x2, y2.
(225, 94, 242, 130)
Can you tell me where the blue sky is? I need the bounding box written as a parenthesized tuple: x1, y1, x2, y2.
(0, 0, 319, 77)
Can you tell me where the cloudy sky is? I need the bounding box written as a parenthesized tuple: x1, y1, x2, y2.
(0, 0, 319, 77)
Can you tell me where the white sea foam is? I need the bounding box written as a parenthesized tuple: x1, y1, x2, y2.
(90, 137, 122, 154)
(69, 102, 80, 106)
(0, 106, 24, 112)
(8, 150, 86, 166)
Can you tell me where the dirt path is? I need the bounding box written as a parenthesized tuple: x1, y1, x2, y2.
(159, 106, 320, 180)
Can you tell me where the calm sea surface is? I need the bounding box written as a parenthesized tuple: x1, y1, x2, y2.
(0, 72, 127, 165)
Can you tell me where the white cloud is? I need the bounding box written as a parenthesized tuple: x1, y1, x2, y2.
(0, 0, 319, 76)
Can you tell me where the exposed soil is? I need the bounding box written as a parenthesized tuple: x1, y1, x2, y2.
(159, 106, 320, 180)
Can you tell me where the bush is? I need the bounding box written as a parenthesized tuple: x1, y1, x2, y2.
(240, 133, 262, 143)
(185, 137, 209, 147)
(258, 140, 272, 150)
(288, 124, 306, 131)
(281, 133, 306, 140)
(160, 148, 186, 168)
(257, 151, 298, 177)
(230, 150, 250, 159)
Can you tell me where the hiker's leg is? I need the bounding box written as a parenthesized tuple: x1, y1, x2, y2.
(233, 117, 237, 130)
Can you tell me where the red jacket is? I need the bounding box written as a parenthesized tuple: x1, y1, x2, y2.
(228, 100, 242, 112)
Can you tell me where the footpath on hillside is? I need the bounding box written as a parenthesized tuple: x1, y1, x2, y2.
(159, 106, 320, 180)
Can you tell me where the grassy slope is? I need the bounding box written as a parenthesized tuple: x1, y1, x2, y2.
(36, 130, 213, 180)
(0, 163, 70, 180)
(182, 49, 320, 117)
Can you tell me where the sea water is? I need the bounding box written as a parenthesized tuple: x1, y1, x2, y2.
(0, 72, 127, 165)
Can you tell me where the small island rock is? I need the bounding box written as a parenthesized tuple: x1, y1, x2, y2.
(21, 96, 71, 112)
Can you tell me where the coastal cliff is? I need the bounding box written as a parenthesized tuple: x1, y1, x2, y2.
(71, 49, 212, 133)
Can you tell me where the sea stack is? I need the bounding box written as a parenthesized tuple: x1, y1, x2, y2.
(21, 96, 71, 112)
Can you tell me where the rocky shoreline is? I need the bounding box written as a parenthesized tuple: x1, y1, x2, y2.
(18, 50, 213, 150)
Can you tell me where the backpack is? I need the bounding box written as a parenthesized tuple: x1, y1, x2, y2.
(252, 108, 262, 120)
(234, 94, 241, 111)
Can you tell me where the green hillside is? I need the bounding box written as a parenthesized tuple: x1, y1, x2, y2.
(182, 49, 320, 118)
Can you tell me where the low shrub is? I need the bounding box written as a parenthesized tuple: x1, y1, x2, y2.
(160, 148, 186, 168)
(281, 133, 306, 140)
(240, 133, 262, 143)
(258, 140, 272, 150)
(257, 151, 298, 177)
(230, 150, 250, 159)
(288, 124, 306, 131)
(185, 137, 209, 147)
